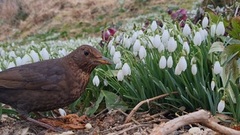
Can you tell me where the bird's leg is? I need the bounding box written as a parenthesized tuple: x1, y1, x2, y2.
(20, 115, 63, 132)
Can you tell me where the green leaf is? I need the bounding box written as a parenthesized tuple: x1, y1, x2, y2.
(209, 42, 225, 54)
(85, 92, 104, 116)
(101, 90, 128, 111)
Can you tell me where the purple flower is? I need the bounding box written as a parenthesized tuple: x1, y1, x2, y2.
(102, 28, 117, 42)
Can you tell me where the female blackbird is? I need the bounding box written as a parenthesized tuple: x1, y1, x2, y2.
(0, 45, 111, 131)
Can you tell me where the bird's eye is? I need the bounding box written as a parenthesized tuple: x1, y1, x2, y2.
(84, 51, 89, 56)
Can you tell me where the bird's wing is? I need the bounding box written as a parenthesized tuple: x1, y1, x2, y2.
(0, 60, 66, 91)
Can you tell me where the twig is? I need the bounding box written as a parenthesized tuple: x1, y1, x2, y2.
(150, 109, 240, 135)
(124, 92, 178, 123)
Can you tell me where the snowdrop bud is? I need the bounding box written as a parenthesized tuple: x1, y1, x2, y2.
(133, 39, 141, 52)
(115, 61, 122, 69)
(151, 21, 158, 31)
(167, 37, 177, 52)
(167, 56, 173, 68)
(210, 24, 216, 37)
(124, 38, 131, 49)
(122, 63, 131, 76)
(92, 75, 100, 87)
(213, 61, 222, 75)
(104, 79, 108, 86)
(159, 56, 167, 69)
(30, 50, 40, 62)
(217, 100, 225, 113)
(191, 64, 197, 75)
(7, 62, 15, 69)
(177, 35, 183, 44)
(113, 51, 121, 64)
(202, 17, 209, 28)
(211, 80, 215, 91)
(117, 70, 124, 81)
(15, 57, 22, 66)
(22, 54, 32, 64)
(58, 108, 66, 116)
(158, 42, 165, 53)
(153, 35, 161, 48)
(162, 29, 170, 43)
(182, 24, 191, 36)
(9, 51, 16, 58)
(110, 46, 115, 56)
(183, 42, 190, 54)
(216, 22, 225, 36)
(59, 48, 67, 56)
(139, 46, 147, 59)
(178, 56, 187, 71)
(40, 48, 50, 60)
(174, 64, 182, 75)
(193, 32, 202, 46)
(131, 31, 138, 44)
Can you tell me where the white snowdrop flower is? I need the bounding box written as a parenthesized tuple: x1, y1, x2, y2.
(153, 35, 161, 48)
(115, 61, 122, 69)
(159, 56, 167, 69)
(15, 57, 22, 66)
(133, 39, 141, 52)
(58, 108, 66, 116)
(213, 61, 222, 75)
(216, 21, 225, 36)
(202, 17, 209, 28)
(7, 62, 15, 69)
(122, 63, 131, 76)
(210, 24, 216, 37)
(193, 32, 202, 46)
(178, 56, 187, 71)
(211, 80, 215, 91)
(177, 35, 183, 44)
(124, 37, 131, 49)
(113, 51, 121, 64)
(217, 100, 225, 113)
(167, 37, 177, 52)
(30, 50, 40, 62)
(191, 64, 197, 75)
(174, 64, 182, 75)
(139, 46, 147, 59)
(151, 21, 158, 31)
(117, 70, 124, 81)
(9, 51, 16, 58)
(104, 79, 108, 86)
(40, 48, 50, 60)
(162, 29, 170, 43)
(157, 42, 165, 53)
(138, 30, 144, 36)
(58, 48, 67, 56)
(92, 75, 100, 87)
(107, 38, 114, 50)
(182, 24, 191, 36)
(183, 42, 190, 54)
(131, 31, 138, 44)
(167, 56, 173, 68)
(22, 54, 32, 64)
(199, 28, 207, 41)
(110, 46, 115, 56)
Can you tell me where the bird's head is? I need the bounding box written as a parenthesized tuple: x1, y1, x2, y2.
(68, 45, 112, 72)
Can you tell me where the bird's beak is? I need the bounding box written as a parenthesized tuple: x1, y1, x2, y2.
(96, 56, 112, 65)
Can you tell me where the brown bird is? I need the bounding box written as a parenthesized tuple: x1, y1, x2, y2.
(0, 45, 111, 130)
